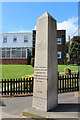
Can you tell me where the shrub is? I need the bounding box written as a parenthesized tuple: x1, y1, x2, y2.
(22, 74, 34, 90)
(22, 74, 34, 80)
(64, 68, 71, 75)
(31, 58, 35, 67)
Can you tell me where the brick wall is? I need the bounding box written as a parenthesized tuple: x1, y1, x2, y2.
(0, 59, 28, 65)
(57, 30, 66, 65)
(33, 30, 66, 65)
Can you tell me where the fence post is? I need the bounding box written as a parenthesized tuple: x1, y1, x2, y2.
(2, 79, 3, 95)
(13, 79, 15, 95)
(75, 73, 76, 91)
(7, 79, 9, 95)
(16, 78, 17, 94)
(18, 79, 20, 94)
(4, 79, 6, 95)
(21, 78, 22, 94)
(62, 75, 64, 93)
(24, 78, 25, 94)
(65, 75, 66, 92)
(60, 75, 61, 93)
(10, 79, 12, 96)
(32, 77, 34, 93)
(70, 74, 71, 91)
(77, 73, 79, 91)
(29, 77, 32, 93)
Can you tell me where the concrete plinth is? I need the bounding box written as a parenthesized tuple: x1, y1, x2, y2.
(23, 92, 78, 119)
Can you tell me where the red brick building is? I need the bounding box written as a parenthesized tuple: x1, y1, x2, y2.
(32, 30, 66, 65)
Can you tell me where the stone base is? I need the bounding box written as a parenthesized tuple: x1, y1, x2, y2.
(23, 108, 47, 118)
(23, 107, 78, 119)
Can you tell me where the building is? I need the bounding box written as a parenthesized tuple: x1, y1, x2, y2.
(32, 30, 66, 65)
(57, 30, 66, 64)
(0, 32, 32, 64)
(0, 30, 66, 65)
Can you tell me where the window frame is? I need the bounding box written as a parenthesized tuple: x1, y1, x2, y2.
(1, 47, 27, 59)
(13, 36, 17, 42)
(24, 36, 28, 43)
(57, 51, 61, 59)
(57, 38, 61, 44)
(3, 36, 7, 43)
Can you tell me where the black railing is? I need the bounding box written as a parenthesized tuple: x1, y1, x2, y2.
(58, 73, 79, 93)
(0, 77, 33, 96)
(0, 73, 79, 96)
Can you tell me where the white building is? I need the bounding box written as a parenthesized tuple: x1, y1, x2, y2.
(0, 32, 33, 64)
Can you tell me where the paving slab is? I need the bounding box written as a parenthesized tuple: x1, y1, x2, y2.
(0, 92, 79, 119)
(23, 107, 78, 118)
(1, 96, 32, 118)
(23, 92, 79, 118)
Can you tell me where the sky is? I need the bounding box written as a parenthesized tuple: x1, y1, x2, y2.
(1, 2, 79, 41)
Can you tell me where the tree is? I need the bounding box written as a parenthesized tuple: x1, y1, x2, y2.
(66, 41, 69, 53)
(65, 41, 71, 64)
(70, 36, 80, 64)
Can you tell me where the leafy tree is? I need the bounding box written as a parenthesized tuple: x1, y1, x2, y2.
(66, 41, 69, 53)
(70, 36, 80, 63)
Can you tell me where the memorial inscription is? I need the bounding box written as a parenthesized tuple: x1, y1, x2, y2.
(34, 67, 47, 81)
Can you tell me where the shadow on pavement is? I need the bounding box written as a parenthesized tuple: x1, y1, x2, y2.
(49, 103, 80, 112)
(0, 99, 6, 106)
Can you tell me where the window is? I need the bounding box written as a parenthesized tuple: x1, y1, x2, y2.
(22, 48, 26, 58)
(16, 48, 21, 58)
(6, 48, 10, 58)
(12, 48, 16, 58)
(13, 37, 17, 42)
(1, 48, 10, 58)
(2, 48, 5, 58)
(57, 38, 61, 44)
(57, 52, 61, 59)
(3, 37, 7, 43)
(0, 47, 28, 59)
(24, 36, 28, 42)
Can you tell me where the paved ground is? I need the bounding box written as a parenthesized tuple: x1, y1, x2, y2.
(0, 96, 32, 118)
(0, 92, 79, 119)
(59, 71, 78, 74)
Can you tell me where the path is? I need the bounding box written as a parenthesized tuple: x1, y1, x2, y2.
(59, 71, 78, 74)
(0, 92, 79, 118)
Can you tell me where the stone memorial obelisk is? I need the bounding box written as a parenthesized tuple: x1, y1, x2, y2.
(33, 12, 58, 111)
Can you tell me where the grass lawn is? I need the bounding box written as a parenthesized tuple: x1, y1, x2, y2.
(0, 65, 79, 79)
(58, 65, 78, 72)
(0, 65, 34, 79)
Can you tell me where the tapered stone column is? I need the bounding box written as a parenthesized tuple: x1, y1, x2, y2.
(33, 12, 58, 111)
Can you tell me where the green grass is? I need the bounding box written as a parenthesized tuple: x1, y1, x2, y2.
(0, 65, 34, 79)
(0, 65, 79, 79)
(58, 65, 78, 72)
